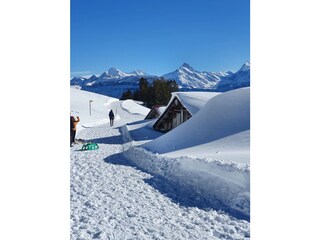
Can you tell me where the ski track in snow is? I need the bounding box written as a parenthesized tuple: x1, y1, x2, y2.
(71, 121, 249, 240)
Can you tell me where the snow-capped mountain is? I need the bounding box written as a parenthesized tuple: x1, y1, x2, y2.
(70, 62, 250, 98)
(71, 68, 150, 86)
(162, 63, 229, 89)
(71, 67, 156, 98)
(102, 67, 129, 78)
(97, 67, 146, 81)
(130, 70, 146, 76)
(70, 76, 88, 86)
(215, 61, 250, 92)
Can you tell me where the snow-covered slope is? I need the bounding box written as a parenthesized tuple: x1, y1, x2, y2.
(70, 88, 149, 130)
(70, 87, 118, 128)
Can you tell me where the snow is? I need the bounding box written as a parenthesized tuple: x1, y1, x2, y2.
(70, 88, 118, 129)
(162, 63, 224, 89)
(165, 130, 249, 164)
(121, 99, 150, 116)
(130, 70, 147, 76)
(170, 91, 221, 115)
(215, 63, 250, 92)
(107, 67, 129, 77)
(157, 106, 167, 115)
(70, 87, 250, 239)
(239, 61, 250, 72)
(99, 72, 109, 78)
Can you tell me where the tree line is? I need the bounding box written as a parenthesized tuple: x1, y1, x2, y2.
(120, 77, 179, 108)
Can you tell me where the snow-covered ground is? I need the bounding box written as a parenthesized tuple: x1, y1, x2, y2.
(70, 88, 250, 239)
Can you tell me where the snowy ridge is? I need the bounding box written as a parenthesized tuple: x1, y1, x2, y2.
(162, 63, 225, 89)
(120, 125, 250, 218)
(70, 61, 250, 98)
(215, 62, 250, 92)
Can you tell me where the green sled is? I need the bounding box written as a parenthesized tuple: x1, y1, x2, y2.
(80, 142, 99, 151)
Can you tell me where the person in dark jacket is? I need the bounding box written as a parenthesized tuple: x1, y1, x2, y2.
(109, 110, 115, 126)
(70, 115, 80, 146)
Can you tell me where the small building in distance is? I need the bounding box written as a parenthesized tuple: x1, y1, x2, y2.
(145, 105, 167, 120)
(153, 92, 220, 132)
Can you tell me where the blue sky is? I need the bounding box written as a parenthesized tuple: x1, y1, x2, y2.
(71, 0, 249, 77)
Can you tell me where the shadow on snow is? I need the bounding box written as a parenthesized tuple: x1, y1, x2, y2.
(84, 127, 132, 145)
(104, 152, 249, 222)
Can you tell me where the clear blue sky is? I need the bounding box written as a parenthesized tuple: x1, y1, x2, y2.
(71, 0, 249, 77)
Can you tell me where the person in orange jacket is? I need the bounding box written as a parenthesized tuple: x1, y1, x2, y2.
(70, 115, 80, 147)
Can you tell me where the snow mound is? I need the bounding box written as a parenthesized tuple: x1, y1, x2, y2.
(121, 99, 150, 116)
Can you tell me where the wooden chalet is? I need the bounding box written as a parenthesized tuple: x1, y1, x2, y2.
(153, 92, 220, 132)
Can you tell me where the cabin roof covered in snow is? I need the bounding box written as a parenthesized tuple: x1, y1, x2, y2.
(170, 92, 221, 115)
(145, 105, 167, 119)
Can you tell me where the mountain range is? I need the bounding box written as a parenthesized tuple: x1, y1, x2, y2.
(71, 61, 250, 98)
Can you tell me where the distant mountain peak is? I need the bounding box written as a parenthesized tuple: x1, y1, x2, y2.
(130, 70, 146, 76)
(89, 74, 98, 80)
(108, 67, 126, 76)
(239, 61, 250, 72)
(99, 72, 108, 78)
(181, 62, 194, 70)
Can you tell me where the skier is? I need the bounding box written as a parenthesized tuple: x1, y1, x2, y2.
(109, 109, 115, 127)
(70, 115, 80, 147)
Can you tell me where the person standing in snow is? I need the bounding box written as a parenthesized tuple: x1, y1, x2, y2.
(70, 115, 80, 147)
(109, 110, 115, 127)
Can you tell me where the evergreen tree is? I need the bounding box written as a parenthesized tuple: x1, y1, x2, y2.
(131, 77, 178, 107)
(138, 77, 149, 103)
(120, 89, 133, 100)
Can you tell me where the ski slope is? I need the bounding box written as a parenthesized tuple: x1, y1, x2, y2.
(70, 88, 250, 239)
